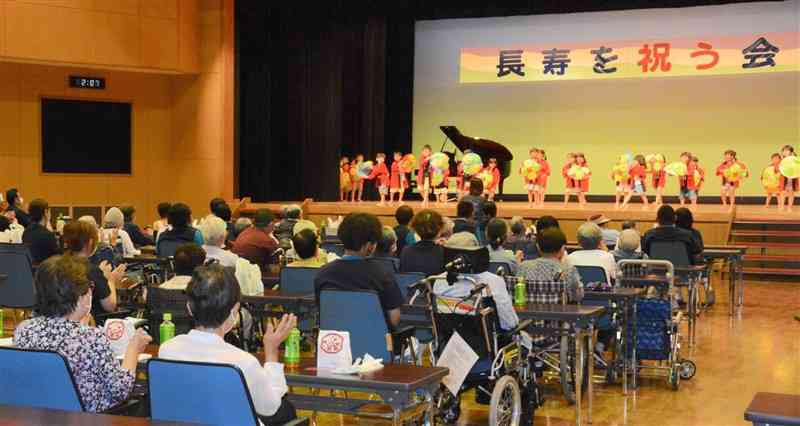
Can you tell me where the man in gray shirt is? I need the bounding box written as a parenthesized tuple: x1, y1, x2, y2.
(518, 227, 584, 303)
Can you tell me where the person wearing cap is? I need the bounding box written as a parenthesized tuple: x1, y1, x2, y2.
(589, 214, 620, 250)
(101, 207, 140, 258)
(433, 232, 518, 331)
(568, 222, 617, 285)
(5, 188, 30, 228)
(612, 229, 649, 263)
(232, 209, 279, 271)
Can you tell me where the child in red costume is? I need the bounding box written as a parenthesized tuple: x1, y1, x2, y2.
(483, 158, 502, 201)
(417, 145, 432, 207)
(389, 151, 408, 205)
(365, 153, 390, 206)
(535, 149, 550, 208)
(621, 155, 649, 210)
(715, 149, 748, 211)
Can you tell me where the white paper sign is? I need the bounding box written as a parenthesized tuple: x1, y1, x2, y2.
(436, 331, 479, 396)
(317, 330, 352, 371)
(103, 318, 136, 357)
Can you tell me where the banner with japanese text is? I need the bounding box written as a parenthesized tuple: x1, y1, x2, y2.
(461, 33, 798, 83)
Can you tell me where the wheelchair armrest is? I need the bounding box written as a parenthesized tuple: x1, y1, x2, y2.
(282, 417, 310, 426)
(389, 326, 417, 355)
(498, 319, 533, 340)
(675, 265, 707, 273)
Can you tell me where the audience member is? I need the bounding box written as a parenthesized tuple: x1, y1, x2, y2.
(275, 205, 301, 245)
(621, 220, 637, 231)
(212, 202, 236, 244)
(460, 178, 486, 226)
(399, 209, 445, 276)
(535, 215, 560, 234)
(675, 207, 705, 251)
(161, 244, 207, 290)
(374, 225, 398, 259)
(5, 188, 30, 227)
(438, 217, 455, 244)
(433, 232, 519, 330)
(643, 205, 702, 264)
(505, 216, 538, 260)
(209, 198, 227, 217)
(121, 206, 153, 247)
(22, 198, 59, 265)
(519, 228, 584, 302)
(590, 214, 620, 249)
(232, 209, 279, 270)
(453, 200, 476, 234)
(200, 216, 240, 267)
(101, 207, 140, 258)
(568, 222, 616, 285)
(159, 264, 297, 424)
(314, 213, 404, 328)
(612, 229, 649, 262)
(288, 229, 325, 268)
(478, 200, 498, 245)
(0, 214, 23, 243)
(157, 203, 204, 257)
(153, 202, 171, 234)
(235, 217, 253, 236)
(62, 221, 124, 316)
(486, 218, 521, 274)
(393, 205, 416, 254)
(14, 255, 151, 412)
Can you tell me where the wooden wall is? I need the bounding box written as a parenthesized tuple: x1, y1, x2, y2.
(0, 0, 234, 226)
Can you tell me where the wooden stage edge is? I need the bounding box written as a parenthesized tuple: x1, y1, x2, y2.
(239, 200, 800, 224)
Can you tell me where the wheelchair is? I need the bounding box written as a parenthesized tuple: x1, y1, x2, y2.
(423, 248, 542, 426)
(617, 260, 697, 390)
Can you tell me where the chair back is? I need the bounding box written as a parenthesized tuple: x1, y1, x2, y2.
(488, 261, 513, 277)
(394, 272, 425, 300)
(146, 287, 192, 344)
(649, 241, 691, 268)
(0, 347, 84, 411)
(148, 359, 258, 426)
(319, 290, 390, 360)
(0, 243, 35, 308)
(505, 275, 567, 345)
(368, 257, 399, 275)
(156, 239, 183, 258)
(575, 265, 610, 291)
(320, 242, 345, 257)
(616, 259, 674, 295)
(279, 267, 318, 296)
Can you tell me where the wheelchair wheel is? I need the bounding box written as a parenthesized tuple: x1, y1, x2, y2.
(559, 335, 589, 405)
(489, 375, 521, 426)
(434, 388, 461, 424)
(679, 359, 696, 380)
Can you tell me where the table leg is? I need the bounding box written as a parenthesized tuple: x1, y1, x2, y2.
(587, 323, 594, 424)
(690, 282, 697, 347)
(392, 407, 402, 426)
(622, 300, 628, 396)
(632, 300, 638, 390)
(736, 256, 744, 307)
(729, 257, 736, 317)
(575, 326, 583, 426)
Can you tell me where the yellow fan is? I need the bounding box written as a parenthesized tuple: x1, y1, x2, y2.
(611, 163, 629, 182)
(431, 169, 445, 186)
(762, 166, 780, 191)
(399, 154, 416, 173)
(665, 162, 687, 177)
(480, 170, 494, 188)
(723, 162, 747, 182)
(568, 165, 589, 180)
(520, 159, 541, 180)
(779, 156, 800, 179)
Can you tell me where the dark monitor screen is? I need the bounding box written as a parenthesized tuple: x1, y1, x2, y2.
(41, 98, 132, 174)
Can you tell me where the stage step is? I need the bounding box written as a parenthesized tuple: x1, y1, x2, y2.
(743, 254, 800, 262)
(729, 242, 800, 249)
(730, 230, 800, 238)
(740, 267, 800, 277)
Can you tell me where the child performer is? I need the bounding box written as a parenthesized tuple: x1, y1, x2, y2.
(622, 155, 649, 210)
(611, 157, 630, 210)
(716, 149, 748, 210)
(651, 154, 667, 206)
(435, 157, 451, 206)
(692, 156, 705, 201)
(417, 145, 432, 207)
(573, 153, 591, 208)
(764, 153, 783, 209)
(350, 154, 365, 203)
(780, 145, 797, 211)
(339, 156, 351, 202)
(678, 152, 698, 208)
(483, 158, 501, 201)
(562, 152, 577, 206)
(365, 153, 390, 206)
(389, 152, 407, 204)
(535, 149, 550, 208)
(523, 148, 538, 208)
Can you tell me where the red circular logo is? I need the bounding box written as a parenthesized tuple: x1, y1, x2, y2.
(105, 321, 125, 341)
(320, 333, 344, 354)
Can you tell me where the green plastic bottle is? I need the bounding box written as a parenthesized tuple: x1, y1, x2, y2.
(284, 327, 301, 367)
(0, 309, 4, 338)
(514, 275, 527, 306)
(159, 313, 175, 344)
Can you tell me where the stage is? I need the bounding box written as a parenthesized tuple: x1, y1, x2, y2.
(235, 200, 800, 246)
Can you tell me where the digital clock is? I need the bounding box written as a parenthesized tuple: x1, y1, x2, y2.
(68, 76, 106, 90)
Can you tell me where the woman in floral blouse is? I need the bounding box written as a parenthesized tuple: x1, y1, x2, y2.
(14, 255, 151, 412)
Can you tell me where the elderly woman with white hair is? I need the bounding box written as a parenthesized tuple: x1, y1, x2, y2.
(101, 207, 140, 258)
(567, 222, 616, 285)
(199, 216, 263, 296)
(432, 232, 519, 331)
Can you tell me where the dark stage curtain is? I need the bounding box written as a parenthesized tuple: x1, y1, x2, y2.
(236, 0, 753, 202)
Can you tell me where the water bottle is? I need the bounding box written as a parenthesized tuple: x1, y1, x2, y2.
(514, 275, 527, 306)
(284, 327, 301, 367)
(159, 313, 175, 343)
(0, 309, 4, 338)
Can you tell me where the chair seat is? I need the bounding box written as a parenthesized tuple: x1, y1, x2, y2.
(467, 358, 493, 379)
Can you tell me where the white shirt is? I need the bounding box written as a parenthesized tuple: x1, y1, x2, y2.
(160, 275, 192, 290)
(159, 330, 287, 417)
(0, 223, 23, 243)
(433, 271, 519, 331)
(567, 249, 616, 285)
(203, 245, 240, 268)
(100, 228, 140, 258)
